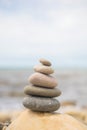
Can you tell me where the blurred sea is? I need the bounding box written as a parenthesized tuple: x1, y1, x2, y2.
(0, 69, 87, 111)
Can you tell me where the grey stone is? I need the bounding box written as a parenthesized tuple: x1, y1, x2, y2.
(23, 96, 60, 112)
(24, 85, 61, 97)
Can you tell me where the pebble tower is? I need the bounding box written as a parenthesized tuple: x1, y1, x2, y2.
(23, 58, 61, 112)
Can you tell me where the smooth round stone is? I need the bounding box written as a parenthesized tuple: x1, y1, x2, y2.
(40, 58, 51, 66)
(24, 85, 61, 97)
(29, 72, 58, 88)
(23, 96, 60, 112)
(34, 64, 54, 75)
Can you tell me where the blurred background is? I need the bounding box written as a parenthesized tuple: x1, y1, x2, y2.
(0, 0, 87, 111)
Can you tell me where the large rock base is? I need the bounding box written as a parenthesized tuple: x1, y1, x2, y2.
(6, 110, 87, 130)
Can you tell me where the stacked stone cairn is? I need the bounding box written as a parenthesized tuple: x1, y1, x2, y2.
(23, 58, 61, 112)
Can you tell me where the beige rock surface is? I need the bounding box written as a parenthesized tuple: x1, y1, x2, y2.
(65, 109, 87, 125)
(0, 112, 11, 123)
(0, 110, 23, 123)
(6, 110, 87, 130)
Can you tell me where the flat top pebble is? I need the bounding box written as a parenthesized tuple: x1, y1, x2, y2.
(39, 58, 51, 66)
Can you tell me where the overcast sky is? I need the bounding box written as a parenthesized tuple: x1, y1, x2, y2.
(0, 0, 87, 68)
